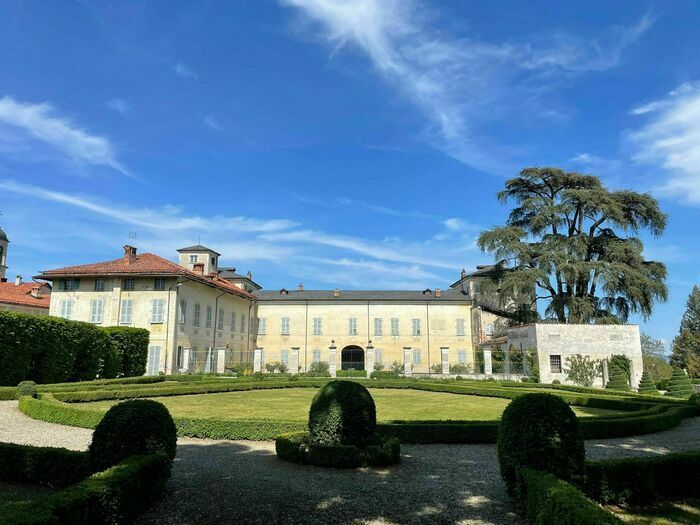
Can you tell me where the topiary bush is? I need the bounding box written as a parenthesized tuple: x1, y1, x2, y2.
(497, 393, 584, 496)
(637, 370, 657, 394)
(605, 364, 629, 391)
(88, 399, 177, 472)
(308, 380, 376, 447)
(103, 327, 150, 377)
(666, 367, 694, 398)
(690, 393, 700, 407)
(15, 380, 37, 399)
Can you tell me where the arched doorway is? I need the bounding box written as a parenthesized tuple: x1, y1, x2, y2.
(341, 345, 364, 371)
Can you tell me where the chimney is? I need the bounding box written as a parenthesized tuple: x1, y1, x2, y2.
(123, 245, 137, 264)
(298, 283, 304, 291)
(15, 275, 22, 286)
(333, 288, 340, 298)
(435, 288, 441, 298)
(461, 268, 467, 279)
(193, 262, 205, 275)
(30, 286, 40, 298)
(246, 271, 253, 280)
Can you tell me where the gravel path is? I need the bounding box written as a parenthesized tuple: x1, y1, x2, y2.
(2, 400, 699, 524)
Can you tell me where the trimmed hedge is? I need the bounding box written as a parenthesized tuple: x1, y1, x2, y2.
(0, 454, 171, 525)
(370, 371, 400, 380)
(666, 367, 695, 398)
(584, 451, 700, 505)
(497, 393, 584, 496)
(636, 370, 657, 394)
(88, 399, 177, 472)
(0, 311, 149, 386)
(605, 365, 629, 391)
(103, 327, 150, 378)
(0, 442, 89, 488)
(16, 380, 37, 399)
(519, 468, 621, 524)
(309, 380, 376, 447)
(275, 432, 400, 468)
(335, 369, 367, 378)
(0, 386, 16, 400)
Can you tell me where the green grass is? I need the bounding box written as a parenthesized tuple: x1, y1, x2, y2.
(0, 481, 53, 509)
(609, 499, 700, 524)
(71, 388, 627, 422)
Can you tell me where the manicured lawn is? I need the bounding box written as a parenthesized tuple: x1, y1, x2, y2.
(72, 388, 627, 421)
(0, 481, 53, 509)
(609, 499, 700, 524)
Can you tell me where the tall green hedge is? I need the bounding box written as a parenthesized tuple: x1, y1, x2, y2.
(666, 367, 694, 398)
(605, 364, 629, 391)
(0, 311, 149, 386)
(636, 370, 657, 394)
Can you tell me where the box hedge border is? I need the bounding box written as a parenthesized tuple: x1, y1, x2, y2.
(18, 379, 698, 443)
(0, 442, 90, 489)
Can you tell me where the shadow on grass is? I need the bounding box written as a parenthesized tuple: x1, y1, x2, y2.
(136, 440, 523, 525)
(608, 499, 700, 525)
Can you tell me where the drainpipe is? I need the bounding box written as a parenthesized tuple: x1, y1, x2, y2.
(248, 299, 256, 366)
(164, 277, 185, 375)
(212, 291, 226, 371)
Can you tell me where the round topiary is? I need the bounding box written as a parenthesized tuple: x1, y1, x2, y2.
(689, 393, 700, 407)
(606, 364, 629, 391)
(637, 370, 657, 394)
(15, 380, 37, 399)
(666, 367, 694, 398)
(88, 399, 177, 472)
(308, 380, 376, 447)
(497, 393, 584, 496)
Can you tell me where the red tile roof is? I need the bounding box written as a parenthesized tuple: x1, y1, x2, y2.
(0, 281, 50, 309)
(36, 253, 255, 300)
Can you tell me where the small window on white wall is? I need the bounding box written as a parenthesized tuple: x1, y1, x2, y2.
(412, 319, 421, 336)
(240, 314, 246, 333)
(413, 349, 422, 364)
(375, 348, 382, 366)
(374, 318, 382, 336)
(281, 349, 289, 366)
(151, 299, 165, 323)
(458, 350, 467, 364)
(119, 299, 133, 325)
(348, 318, 358, 335)
(179, 300, 187, 324)
(313, 317, 322, 335)
(89, 298, 104, 324)
(59, 299, 73, 320)
(281, 317, 290, 335)
(485, 323, 494, 335)
(257, 317, 266, 335)
(312, 349, 321, 363)
(550, 355, 562, 374)
(456, 318, 466, 336)
(189, 254, 198, 264)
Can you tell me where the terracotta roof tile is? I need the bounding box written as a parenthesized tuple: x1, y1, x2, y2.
(36, 253, 254, 300)
(0, 282, 50, 309)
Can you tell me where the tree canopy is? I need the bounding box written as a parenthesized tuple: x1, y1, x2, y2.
(671, 286, 700, 376)
(477, 167, 668, 324)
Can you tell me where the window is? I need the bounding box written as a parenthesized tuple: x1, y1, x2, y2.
(458, 350, 467, 364)
(550, 355, 562, 374)
(205, 306, 213, 328)
(61, 278, 80, 291)
(456, 318, 465, 336)
(193, 303, 201, 326)
(89, 298, 104, 323)
(312, 349, 321, 363)
(119, 299, 133, 324)
(281, 349, 289, 366)
(240, 314, 245, 333)
(123, 278, 135, 291)
(391, 318, 399, 336)
(230, 312, 236, 332)
(179, 300, 187, 324)
(374, 318, 383, 336)
(151, 299, 165, 323)
(59, 299, 73, 320)
(413, 349, 422, 365)
(375, 349, 383, 366)
(176, 346, 184, 369)
(485, 323, 494, 336)
(189, 254, 198, 264)
(154, 278, 166, 291)
(412, 319, 421, 336)
(218, 309, 224, 329)
(147, 345, 161, 376)
(94, 279, 105, 291)
(473, 282, 481, 293)
(257, 317, 266, 335)
(313, 317, 322, 336)
(348, 318, 358, 335)
(281, 317, 290, 335)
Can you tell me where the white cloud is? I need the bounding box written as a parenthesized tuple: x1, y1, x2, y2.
(0, 96, 129, 176)
(204, 114, 222, 130)
(174, 62, 198, 79)
(106, 97, 130, 115)
(627, 82, 700, 204)
(280, 0, 653, 173)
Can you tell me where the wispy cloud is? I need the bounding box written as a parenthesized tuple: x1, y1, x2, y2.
(3, 179, 481, 288)
(0, 96, 129, 176)
(174, 62, 198, 79)
(280, 0, 653, 173)
(627, 82, 700, 205)
(203, 114, 222, 130)
(106, 97, 130, 115)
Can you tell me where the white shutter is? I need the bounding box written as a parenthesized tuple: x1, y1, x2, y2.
(147, 346, 161, 376)
(90, 298, 104, 323)
(120, 300, 133, 324)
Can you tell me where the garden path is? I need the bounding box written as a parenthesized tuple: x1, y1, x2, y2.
(1, 401, 698, 524)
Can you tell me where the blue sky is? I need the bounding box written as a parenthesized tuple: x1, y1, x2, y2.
(1, 1, 699, 348)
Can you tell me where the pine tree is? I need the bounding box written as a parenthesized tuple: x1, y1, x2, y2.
(606, 364, 629, 391)
(636, 370, 657, 394)
(666, 367, 694, 398)
(671, 286, 700, 372)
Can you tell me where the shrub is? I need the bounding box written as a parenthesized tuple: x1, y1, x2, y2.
(525, 347, 540, 383)
(690, 393, 700, 406)
(430, 363, 443, 373)
(88, 399, 177, 472)
(636, 370, 657, 394)
(564, 354, 601, 387)
(449, 363, 471, 374)
(665, 367, 694, 398)
(308, 361, 329, 375)
(336, 369, 366, 377)
(497, 393, 584, 496)
(103, 327, 150, 377)
(370, 370, 400, 380)
(605, 364, 629, 391)
(551, 379, 561, 385)
(373, 362, 385, 371)
(275, 432, 400, 468)
(389, 360, 404, 374)
(308, 380, 376, 447)
(0, 442, 90, 488)
(609, 354, 631, 383)
(16, 380, 37, 399)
